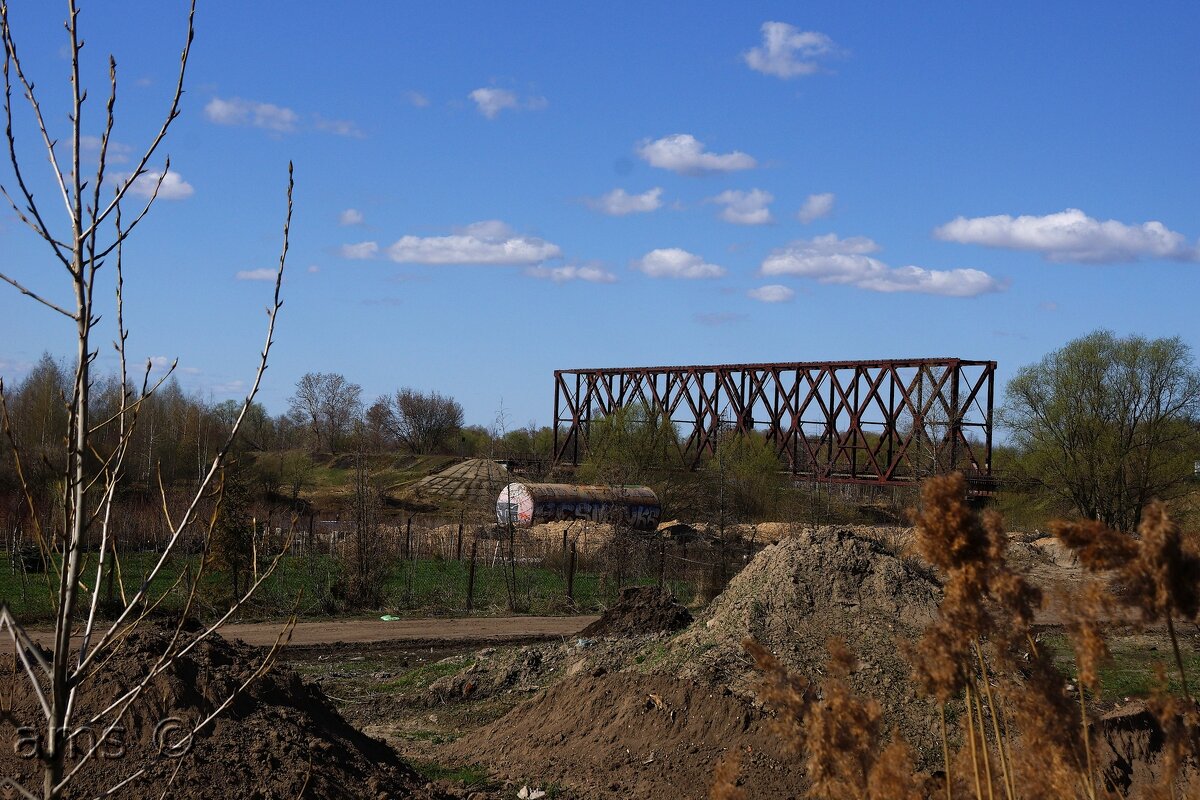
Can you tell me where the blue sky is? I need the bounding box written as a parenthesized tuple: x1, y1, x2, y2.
(1, 1, 1198, 428)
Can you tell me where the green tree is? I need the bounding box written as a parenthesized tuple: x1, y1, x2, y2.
(709, 430, 785, 522)
(576, 403, 682, 486)
(1002, 330, 1200, 532)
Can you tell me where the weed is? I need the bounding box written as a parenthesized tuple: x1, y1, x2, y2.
(712, 474, 1200, 799)
(412, 759, 491, 786)
(381, 658, 475, 693)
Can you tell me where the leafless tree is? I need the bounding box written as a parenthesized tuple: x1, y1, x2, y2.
(342, 448, 386, 607)
(379, 387, 464, 455)
(287, 372, 363, 454)
(362, 396, 394, 453)
(0, 3, 295, 797)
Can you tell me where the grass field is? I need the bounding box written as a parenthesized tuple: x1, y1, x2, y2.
(1041, 630, 1200, 701)
(0, 549, 694, 623)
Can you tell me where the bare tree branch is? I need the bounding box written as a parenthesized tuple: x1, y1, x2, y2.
(0, 270, 75, 318)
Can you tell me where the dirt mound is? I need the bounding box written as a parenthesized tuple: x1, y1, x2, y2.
(580, 586, 693, 638)
(438, 528, 943, 797)
(443, 673, 806, 799)
(660, 526, 943, 764)
(426, 646, 556, 705)
(1, 623, 438, 799)
(1095, 701, 1200, 795)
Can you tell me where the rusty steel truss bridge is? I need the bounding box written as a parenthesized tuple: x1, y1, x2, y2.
(552, 358, 996, 489)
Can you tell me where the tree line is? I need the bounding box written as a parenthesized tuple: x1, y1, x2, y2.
(4, 329, 1197, 532)
(0, 360, 552, 499)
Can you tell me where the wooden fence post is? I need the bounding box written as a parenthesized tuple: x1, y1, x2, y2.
(657, 539, 666, 588)
(466, 539, 478, 612)
(567, 541, 577, 603)
(456, 508, 464, 561)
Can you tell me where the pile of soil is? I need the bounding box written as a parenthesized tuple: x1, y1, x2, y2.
(1095, 701, 1200, 795)
(423, 629, 684, 707)
(690, 521, 914, 547)
(440, 528, 943, 797)
(579, 586, 693, 638)
(426, 646, 555, 705)
(1, 623, 440, 799)
(443, 673, 806, 800)
(662, 527, 943, 763)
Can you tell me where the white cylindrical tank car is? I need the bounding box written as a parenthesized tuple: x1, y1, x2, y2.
(496, 482, 660, 531)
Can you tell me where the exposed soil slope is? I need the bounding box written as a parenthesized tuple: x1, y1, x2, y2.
(443, 527, 944, 796)
(1, 623, 441, 799)
(662, 527, 943, 763)
(444, 673, 805, 800)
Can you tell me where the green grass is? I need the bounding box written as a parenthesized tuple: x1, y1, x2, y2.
(1041, 632, 1200, 701)
(411, 760, 492, 786)
(0, 550, 345, 622)
(0, 545, 700, 623)
(252, 450, 458, 507)
(380, 657, 473, 692)
(382, 556, 694, 616)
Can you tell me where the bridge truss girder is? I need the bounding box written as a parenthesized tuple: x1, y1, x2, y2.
(552, 358, 996, 488)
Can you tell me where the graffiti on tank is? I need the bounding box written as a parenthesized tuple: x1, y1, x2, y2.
(627, 504, 661, 529)
(531, 501, 660, 530)
(496, 502, 521, 526)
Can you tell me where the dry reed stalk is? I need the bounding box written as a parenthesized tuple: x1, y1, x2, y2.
(714, 475, 1200, 799)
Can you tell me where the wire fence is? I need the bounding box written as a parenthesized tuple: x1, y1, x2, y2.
(0, 512, 760, 623)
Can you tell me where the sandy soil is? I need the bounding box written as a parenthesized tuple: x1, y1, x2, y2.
(26, 614, 599, 650)
(222, 614, 599, 647)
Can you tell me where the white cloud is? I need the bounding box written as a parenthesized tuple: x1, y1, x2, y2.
(748, 284, 795, 303)
(80, 135, 132, 164)
(468, 87, 547, 119)
(744, 21, 840, 78)
(204, 97, 298, 132)
(388, 220, 561, 265)
(314, 116, 365, 138)
(307, 265, 320, 274)
(797, 192, 835, 223)
(404, 90, 430, 108)
(525, 263, 617, 283)
(126, 170, 194, 200)
(710, 189, 774, 225)
(210, 379, 246, 397)
(934, 208, 1200, 263)
(761, 233, 1003, 297)
(633, 248, 726, 279)
(340, 241, 380, 260)
(469, 88, 516, 118)
(339, 208, 364, 226)
(235, 268, 277, 281)
(587, 187, 663, 216)
(636, 134, 756, 175)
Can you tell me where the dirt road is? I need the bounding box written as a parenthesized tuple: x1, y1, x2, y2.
(224, 614, 599, 648)
(27, 614, 599, 651)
